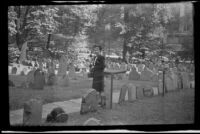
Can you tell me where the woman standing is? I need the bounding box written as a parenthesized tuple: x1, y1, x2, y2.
(91, 46, 106, 107)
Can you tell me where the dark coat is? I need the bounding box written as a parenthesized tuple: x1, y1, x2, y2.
(92, 55, 105, 92)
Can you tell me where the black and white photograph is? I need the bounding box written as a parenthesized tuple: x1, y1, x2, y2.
(7, 2, 195, 130)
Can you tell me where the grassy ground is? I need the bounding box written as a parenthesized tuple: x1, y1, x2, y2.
(42, 88, 194, 126)
(9, 75, 127, 110)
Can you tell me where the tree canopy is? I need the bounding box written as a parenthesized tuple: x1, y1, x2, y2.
(8, 3, 193, 63)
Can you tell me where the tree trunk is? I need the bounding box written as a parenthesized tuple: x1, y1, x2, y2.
(122, 36, 128, 62)
(122, 6, 129, 63)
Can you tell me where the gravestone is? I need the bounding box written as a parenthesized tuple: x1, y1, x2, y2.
(190, 81, 194, 89)
(165, 73, 174, 92)
(128, 66, 140, 80)
(9, 80, 15, 87)
(181, 72, 190, 89)
(136, 86, 144, 99)
(170, 70, 178, 90)
(143, 86, 153, 97)
(152, 87, 159, 96)
(11, 67, 17, 74)
(26, 70, 36, 88)
(83, 118, 101, 126)
(80, 89, 98, 114)
(118, 84, 128, 104)
(20, 70, 25, 76)
(23, 99, 42, 126)
(140, 67, 153, 81)
(9, 66, 12, 74)
(46, 107, 68, 123)
(127, 83, 137, 102)
(33, 69, 45, 90)
(47, 73, 56, 86)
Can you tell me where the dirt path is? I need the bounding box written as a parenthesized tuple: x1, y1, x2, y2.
(43, 89, 194, 126)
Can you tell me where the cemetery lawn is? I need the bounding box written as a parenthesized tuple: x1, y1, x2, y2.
(9, 75, 127, 111)
(44, 88, 194, 126)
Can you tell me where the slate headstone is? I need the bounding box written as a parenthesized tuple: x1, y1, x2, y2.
(83, 118, 101, 126)
(33, 69, 45, 90)
(140, 67, 153, 81)
(9, 80, 15, 87)
(165, 74, 174, 92)
(11, 67, 17, 74)
(181, 72, 190, 89)
(136, 86, 144, 99)
(143, 86, 153, 97)
(23, 98, 42, 126)
(118, 84, 128, 104)
(80, 89, 98, 114)
(26, 70, 35, 88)
(152, 87, 159, 96)
(128, 66, 140, 80)
(170, 70, 178, 90)
(47, 73, 56, 86)
(127, 83, 137, 102)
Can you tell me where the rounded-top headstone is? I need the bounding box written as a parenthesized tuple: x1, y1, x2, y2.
(83, 118, 101, 126)
(12, 67, 17, 74)
(33, 69, 45, 90)
(23, 98, 42, 126)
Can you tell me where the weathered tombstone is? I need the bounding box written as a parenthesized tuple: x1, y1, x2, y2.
(33, 69, 45, 90)
(136, 86, 144, 99)
(80, 89, 98, 114)
(190, 81, 194, 89)
(143, 86, 153, 97)
(170, 70, 178, 90)
(181, 71, 190, 89)
(8, 66, 12, 74)
(47, 73, 56, 86)
(83, 118, 101, 126)
(20, 70, 25, 76)
(23, 99, 42, 126)
(26, 69, 36, 88)
(9, 80, 15, 87)
(128, 66, 140, 80)
(165, 73, 174, 92)
(11, 67, 17, 74)
(46, 107, 68, 123)
(140, 67, 153, 81)
(127, 83, 137, 102)
(152, 87, 159, 96)
(118, 84, 128, 104)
